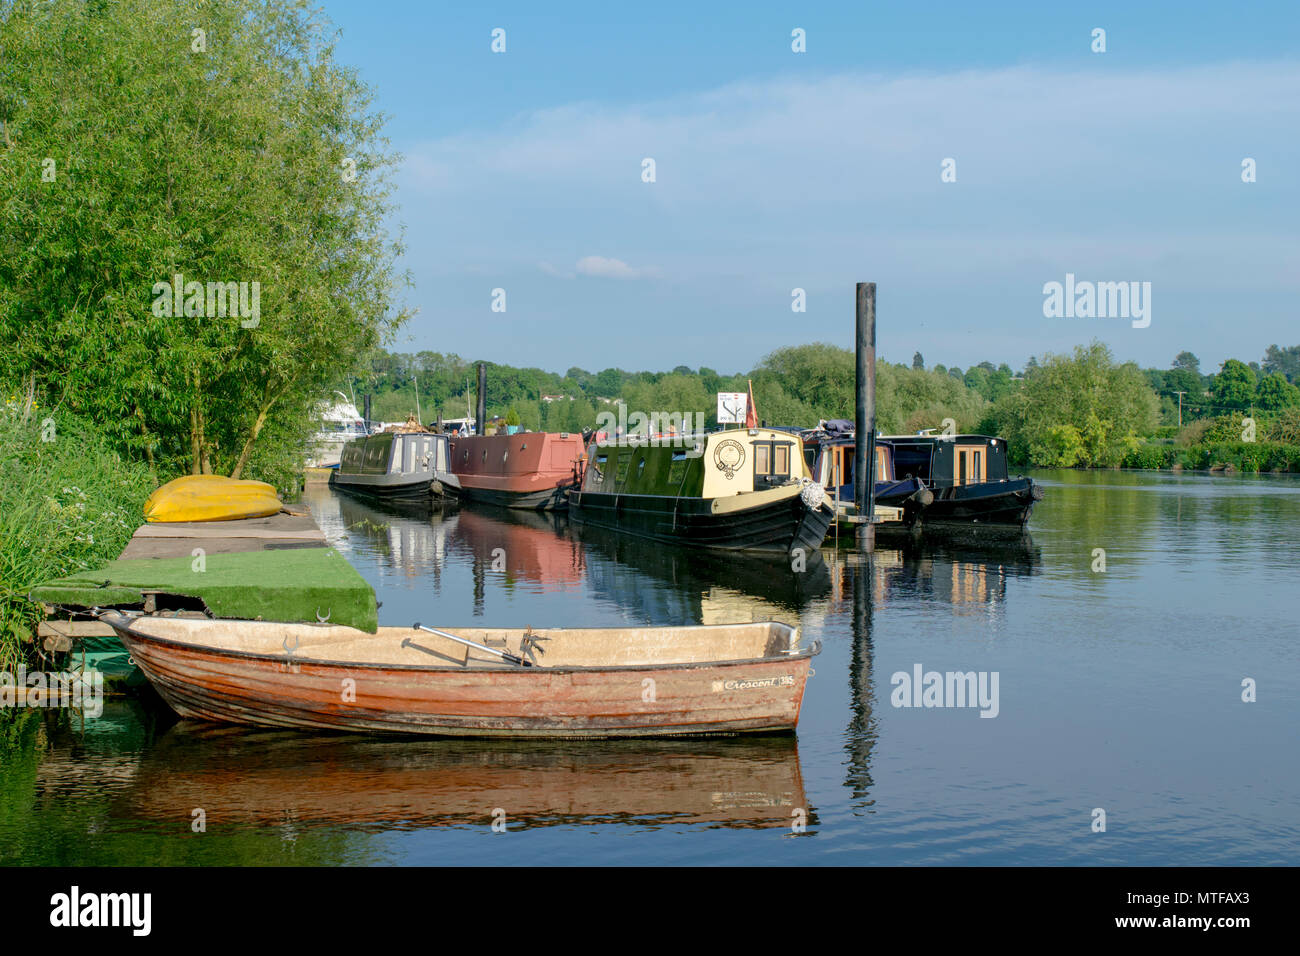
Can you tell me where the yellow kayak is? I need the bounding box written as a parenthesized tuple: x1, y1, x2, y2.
(144, 475, 283, 523)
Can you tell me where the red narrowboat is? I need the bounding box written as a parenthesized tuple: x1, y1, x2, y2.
(449, 432, 585, 510)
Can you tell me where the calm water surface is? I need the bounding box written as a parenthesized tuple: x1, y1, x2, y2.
(3, 469, 1297, 865)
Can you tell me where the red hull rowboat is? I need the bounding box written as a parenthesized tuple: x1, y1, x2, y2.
(99, 612, 818, 738)
(448, 432, 585, 510)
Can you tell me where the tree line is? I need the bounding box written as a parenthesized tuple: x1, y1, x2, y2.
(347, 340, 1300, 469)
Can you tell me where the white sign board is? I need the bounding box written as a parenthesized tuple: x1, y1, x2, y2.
(717, 392, 748, 424)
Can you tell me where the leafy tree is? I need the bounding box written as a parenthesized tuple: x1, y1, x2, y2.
(752, 343, 855, 416)
(1257, 372, 1300, 411)
(1212, 360, 1257, 411)
(963, 366, 989, 396)
(986, 342, 1157, 466)
(1172, 351, 1201, 376)
(594, 368, 625, 397)
(0, 0, 408, 480)
(912, 352, 925, 370)
(1262, 345, 1300, 383)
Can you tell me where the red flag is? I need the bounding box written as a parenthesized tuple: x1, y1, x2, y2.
(745, 379, 758, 428)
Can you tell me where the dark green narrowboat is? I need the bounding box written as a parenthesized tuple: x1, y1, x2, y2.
(568, 427, 833, 555)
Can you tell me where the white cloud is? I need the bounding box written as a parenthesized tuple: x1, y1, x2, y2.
(573, 255, 660, 280)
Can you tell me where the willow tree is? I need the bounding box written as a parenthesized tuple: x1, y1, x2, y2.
(0, 0, 408, 479)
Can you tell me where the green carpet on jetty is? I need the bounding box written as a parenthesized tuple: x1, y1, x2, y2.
(30, 547, 378, 633)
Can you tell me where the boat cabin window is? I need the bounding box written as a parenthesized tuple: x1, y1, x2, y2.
(956, 445, 986, 485)
(615, 452, 631, 483)
(753, 440, 794, 490)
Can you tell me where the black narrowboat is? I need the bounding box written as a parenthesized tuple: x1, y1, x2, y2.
(805, 424, 1041, 537)
(879, 433, 1041, 536)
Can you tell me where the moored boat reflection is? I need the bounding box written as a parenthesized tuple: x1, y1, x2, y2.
(568, 519, 831, 625)
(115, 724, 813, 831)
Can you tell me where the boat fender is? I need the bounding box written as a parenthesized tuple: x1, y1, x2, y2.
(913, 488, 935, 507)
(798, 478, 826, 510)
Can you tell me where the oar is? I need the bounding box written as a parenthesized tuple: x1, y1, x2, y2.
(410, 623, 535, 667)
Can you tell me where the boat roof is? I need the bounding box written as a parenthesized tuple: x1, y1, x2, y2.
(880, 433, 1002, 443)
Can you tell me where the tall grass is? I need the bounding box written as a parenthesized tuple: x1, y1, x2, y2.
(0, 395, 156, 672)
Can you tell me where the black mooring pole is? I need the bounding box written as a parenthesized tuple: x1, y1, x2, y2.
(854, 283, 877, 553)
(476, 363, 487, 436)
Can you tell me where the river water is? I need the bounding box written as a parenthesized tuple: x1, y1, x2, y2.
(3, 469, 1297, 865)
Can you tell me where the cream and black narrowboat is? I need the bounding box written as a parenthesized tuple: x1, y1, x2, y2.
(568, 427, 833, 555)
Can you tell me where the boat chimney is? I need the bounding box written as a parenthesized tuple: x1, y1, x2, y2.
(476, 363, 487, 436)
(854, 282, 877, 553)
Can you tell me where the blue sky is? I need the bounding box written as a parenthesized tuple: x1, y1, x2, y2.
(321, 1, 1300, 375)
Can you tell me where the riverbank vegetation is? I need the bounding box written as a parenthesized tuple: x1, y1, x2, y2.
(0, 0, 408, 491)
(0, 396, 155, 672)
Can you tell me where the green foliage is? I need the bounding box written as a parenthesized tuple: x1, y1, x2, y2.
(1256, 372, 1300, 411)
(0, 396, 156, 670)
(1211, 360, 1257, 411)
(0, 0, 408, 482)
(986, 341, 1157, 467)
(751, 343, 855, 417)
(1265, 407, 1300, 445)
(1263, 344, 1300, 383)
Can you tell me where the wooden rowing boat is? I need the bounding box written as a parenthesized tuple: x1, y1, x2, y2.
(99, 613, 819, 737)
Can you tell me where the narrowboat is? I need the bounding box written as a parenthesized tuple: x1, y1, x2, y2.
(330, 429, 459, 501)
(568, 427, 834, 555)
(97, 612, 818, 738)
(806, 425, 1040, 537)
(448, 431, 585, 510)
(804, 422, 933, 516)
(880, 433, 1041, 535)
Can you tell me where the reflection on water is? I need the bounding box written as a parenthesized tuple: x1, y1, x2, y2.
(4, 470, 1298, 865)
(116, 725, 811, 832)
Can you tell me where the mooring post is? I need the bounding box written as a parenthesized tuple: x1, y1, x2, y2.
(363, 394, 371, 434)
(476, 362, 487, 436)
(854, 282, 877, 553)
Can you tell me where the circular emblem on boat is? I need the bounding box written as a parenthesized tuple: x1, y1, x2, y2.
(713, 439, 745, 479)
